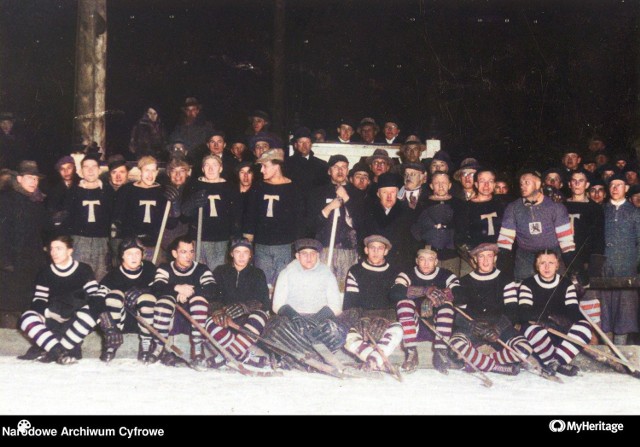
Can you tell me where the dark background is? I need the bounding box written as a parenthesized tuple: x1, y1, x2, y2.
(1, 0, 638, 174)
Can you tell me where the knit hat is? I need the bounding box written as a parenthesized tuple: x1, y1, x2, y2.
(230, 238, 253, 252)
(328, 154, 349, 168)
(294, 238, 322, 252)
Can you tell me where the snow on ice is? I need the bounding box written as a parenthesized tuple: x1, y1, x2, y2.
(0, 357, 638, 415)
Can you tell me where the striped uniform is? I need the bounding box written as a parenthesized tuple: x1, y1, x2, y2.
(517, 274, 592, 366)
(151, 261, 215, 354)
(343, 260, 402, 367)
(19, 260, 99, 354)
(389, 267, 460, 349)
(449, 269, 533, 372)
(82, 261, 159, 352)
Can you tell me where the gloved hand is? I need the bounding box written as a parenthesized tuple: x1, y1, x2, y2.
(368, 317, 390, 341)
(124, 287, 147, 312)
(471, 320, 500, 343)
(163, 184, 180, 202)
(308, 319, 347, 351)
(426, 286, 453, 307)
(211, 308, 231, 328)
(224, 303, 249, 320)
(98, 311, 123, 350)
(420, 298, 434, 318)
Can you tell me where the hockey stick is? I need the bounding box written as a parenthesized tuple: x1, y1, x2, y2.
(363, 328, 403, 382)
(152, 201, 171, 265)
(196, 207, 203, 263)
(578, 309, 640, 378)
(453, 306, 562, 383)
(226, 320, 342, 378)
(124, 307, 185, 357)
(420, 317, 493, 387)
(541, 324, 640, 376)
(326, 207, 339, 272)
(174, 305, 261, 376)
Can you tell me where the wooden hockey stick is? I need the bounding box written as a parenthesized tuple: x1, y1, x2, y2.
(152, 201, 171, 265)
(542, 324, 639, 375)
(454, 306, 562, 383)
(363, 328, 403, 382)
(578, 309, 640, 378)
(196, 207, 203, 263)
(421, 317, 493, 387)
(326, 207, 339, 272)
(174, 305, 256, 376)
(124, 307, 184, 357)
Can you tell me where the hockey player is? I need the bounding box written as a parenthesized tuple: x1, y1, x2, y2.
(243, 149, 305, 287)
(150, 235, 215, 367)
(61, 154, 113, 280)
(342, 235, 403, 371)
(516, 250, 593, 376)
(94, 238, 157, 362)
(203, 238, 271, 369)
(498, 169, 575, 280)
(113, 156, 180, 262)
(448, 243, 529, 375)
(17, 236, 101, 364)
(457, 169, 506, 276)
(389, 248, 461, 373)
(182, 154, 242, 270)
(268, 239, 346, 355)
(306, 154, 364, 290)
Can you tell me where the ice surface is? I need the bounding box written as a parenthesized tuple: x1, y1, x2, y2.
(1, 357, 639, 415)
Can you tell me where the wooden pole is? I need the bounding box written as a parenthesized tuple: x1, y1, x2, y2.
(74, 0, 107, 157)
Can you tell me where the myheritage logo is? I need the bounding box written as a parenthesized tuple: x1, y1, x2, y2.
(17, 420, 31, 435)
(549, 420, 566, 432)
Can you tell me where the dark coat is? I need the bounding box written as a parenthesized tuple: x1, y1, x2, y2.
(0, 181, 51, 311)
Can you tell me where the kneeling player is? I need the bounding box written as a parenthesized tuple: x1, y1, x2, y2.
(449, 243, 530, 375)
(516, 250, 592, 376)
(18, 236, 100, 364)
(342, 235, 402, 371)
(204, 239, 271, 369)
(390, 248, 461, 373)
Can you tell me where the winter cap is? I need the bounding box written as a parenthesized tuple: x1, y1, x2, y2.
(469, 243, 499, 258)
(292, 127, 312, 142)
(416, 248, 438, 259)
(377, 172, 403, 189)
(205, 130, 226, 142)
(249, 133, 276, 150)
(348, 162, 372, 178)
(294, 238, 323, 253)
(328, 154, 349, 168)
(366, 148, 391, 165)
(248, 110, 270, 122)
(230, 238, 253, 252)
(18, 160, 44, 177)
(255, 148, 285, 164)
(119, 237, 145, 257)
(182, 97, 201, 109)
(453, 158, 481, 181)
(402, 162, 426, 174)
(55, 155, 75, 170)
(431, 150, 451, 167)
(364, 235, 392, 251)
